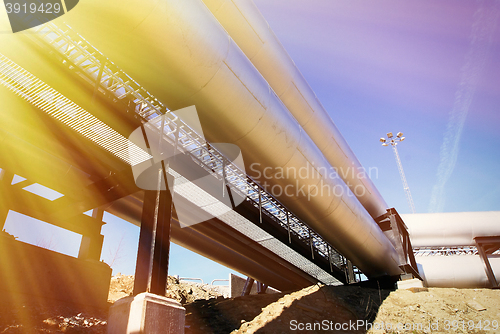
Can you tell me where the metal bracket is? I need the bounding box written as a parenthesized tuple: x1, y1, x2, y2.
(474, 236, 500, 288)
(376, 208, 422, 281)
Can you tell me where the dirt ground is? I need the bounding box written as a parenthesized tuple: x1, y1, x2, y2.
(185, 283, 387, 334)
(368, 287, 500, 334)
(185, 285, 500, 333)
(107, 275, 224, 304)
(1, 275, 499, 333)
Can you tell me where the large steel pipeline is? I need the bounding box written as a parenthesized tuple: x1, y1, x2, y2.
(174, 0, 500, 288)
(199, 0, 388, 219)
(402, 212, 500, 247)
(417, 255, 500, 288)
(59, 0, 401, 277)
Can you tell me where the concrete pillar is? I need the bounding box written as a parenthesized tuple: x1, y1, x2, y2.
(108, 292, 184, 334)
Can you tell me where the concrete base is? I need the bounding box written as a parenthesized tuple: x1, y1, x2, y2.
(397, 278, 425, 290)
(108, 292, 185, 334)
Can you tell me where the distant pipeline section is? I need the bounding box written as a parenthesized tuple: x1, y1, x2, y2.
(403, 212, 500, 288)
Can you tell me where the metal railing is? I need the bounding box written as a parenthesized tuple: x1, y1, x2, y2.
(413, 246, 500, 257)
(179, 277, 204, 285)
(210, 279, 229, 285)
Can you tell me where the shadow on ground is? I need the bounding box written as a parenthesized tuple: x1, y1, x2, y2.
(185, 283, 393, 334)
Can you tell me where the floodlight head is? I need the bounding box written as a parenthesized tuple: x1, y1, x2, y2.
(397, 132, 403, 138)
(387, 132, 393, 138)
(400, 137, 405, 141)
(382, 143, 388, 146)
(380, 138, 386, 143)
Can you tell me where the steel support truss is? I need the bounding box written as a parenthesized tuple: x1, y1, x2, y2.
(376, 208, 422, 280)
(474, 236, 500, 288)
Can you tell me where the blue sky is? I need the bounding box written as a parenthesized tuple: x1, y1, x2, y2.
(251, 0, 500, 215)
(4, 0, 500, 283)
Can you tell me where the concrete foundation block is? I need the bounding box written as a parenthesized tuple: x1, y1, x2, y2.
(108, 292, 185, 334)
(397, 278, 425, 290)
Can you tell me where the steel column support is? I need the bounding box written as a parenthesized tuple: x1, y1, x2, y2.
(257, 282, 268, 294)
(346, 260, 356, 284)
(150, 186, 172, 294)
(133, 190, 157, 295)
(0, 169, 14, 231)
(78, 208, 105, 261)
(133, 183, 173, 295)
(241, 277, 255, 296)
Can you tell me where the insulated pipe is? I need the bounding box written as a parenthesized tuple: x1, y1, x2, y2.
(200, 0, 388, 219)
(417, 255, 500, 288)
(105, 194, 315, 290)
(402, 212, 500, 247)
(171, 222, 313, 291)
(58, 0, 401, 277)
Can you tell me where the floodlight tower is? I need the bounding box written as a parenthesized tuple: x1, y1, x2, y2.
(380, 132, 416, 214)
